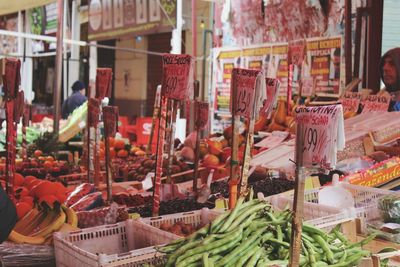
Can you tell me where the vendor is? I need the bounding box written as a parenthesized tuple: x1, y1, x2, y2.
(0, 186, 17, 243)
(378, 47, 400, 111)
(61, 80, 87, 119)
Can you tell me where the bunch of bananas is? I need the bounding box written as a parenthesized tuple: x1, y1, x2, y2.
(8, 204, 78, 245)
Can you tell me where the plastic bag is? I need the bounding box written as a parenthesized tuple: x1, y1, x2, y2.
(66, 183, 95, 207)
(70, 192, 104, 211)
(76, 203, 119, 228)
(0, 242, 54, 267)
(379, 194, 400, 224)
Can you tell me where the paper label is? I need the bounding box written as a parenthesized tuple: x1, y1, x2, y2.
(4, 58, 21, 100)
(231, 68, 260, 117)
(96, 68, 113, 99)
(161, 54, 193, 101)
(295, 105, 344, 168)
(102, 106, 119, 137)
(260, 78, 279, 115)
(195, 101, 209, 130)
(340, 92, 361, 113)
(142, 172, 154, 191)
(361, 94, 390, 113)
(254, 131, 289, 148)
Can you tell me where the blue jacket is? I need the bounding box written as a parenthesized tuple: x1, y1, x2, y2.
(62, 92, 87, 119)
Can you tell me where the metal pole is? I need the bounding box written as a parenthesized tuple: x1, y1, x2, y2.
(289, 122, 305, 267)
(201, 29, 213, 101)
(345, 0, 352, 85)
(53, 0, 64, 135)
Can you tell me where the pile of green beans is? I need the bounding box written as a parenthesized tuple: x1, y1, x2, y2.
(156, 198, 374, 267)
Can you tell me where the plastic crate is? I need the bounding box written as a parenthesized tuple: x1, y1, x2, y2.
(53, 219, 174, 267)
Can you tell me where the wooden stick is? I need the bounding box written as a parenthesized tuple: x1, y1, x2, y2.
(193, 100, 201, 193)
(104, 134, 112, 202)
(147, 85, 162, 155)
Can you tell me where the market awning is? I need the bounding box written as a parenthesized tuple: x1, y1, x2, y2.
(0, 0, 56, 16)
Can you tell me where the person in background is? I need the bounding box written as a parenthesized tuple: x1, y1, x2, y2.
(379, 48, 400, 111)
(62, 81, 87, 119)
(0, 186, 17, 243)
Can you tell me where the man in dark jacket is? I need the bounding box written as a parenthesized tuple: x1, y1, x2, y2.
(0, 186, 17, 243)
(61, 81, 87, 119)
(379, 48, 400, 111)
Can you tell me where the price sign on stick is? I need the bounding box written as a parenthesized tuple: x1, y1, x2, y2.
(88, 98, 101, 127)
(195, 101, 209, 130)
(231, 68, 259, 117)
(340, 92, 361, 113)
(161, 54, 193, 101)
(260, 78, 279, 115)
(14, 91, 24, 123)
(96, 68, 112, 99)
(361, 95, 390, 113)
(294, 105, 345, 168)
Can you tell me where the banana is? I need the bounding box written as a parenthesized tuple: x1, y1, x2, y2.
(30, 209, 59, 236)
(62, 205, 78, 227)
(31, 209, 66, 238)
(18, 209, 48, 236)
(14, 208, 40, 233)
(8, 230, 45, 245)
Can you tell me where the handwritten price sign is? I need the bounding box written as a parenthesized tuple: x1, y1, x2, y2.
(295, 105, 343, 168)
(260, 78, 279, 115)
(231, 68, 260, 117)
(3, 58, 21, 100)
(195, 101, 209, 130)
(161, 54, 193, 101)
(340, 92, 361, 113)
(361, 95, 390, 113)
(102, 106, 119, 137)
(96, 68, 113, 99)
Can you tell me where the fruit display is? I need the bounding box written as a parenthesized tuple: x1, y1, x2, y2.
(159, 221, 198, 237)
(76, 203, 128, 229)
(112, 193, 152, 207)
(157, 197, 375, 267)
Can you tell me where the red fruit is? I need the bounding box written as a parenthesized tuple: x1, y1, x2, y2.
(53, 182, 67, 195)
(27, 179, 42, 191)
(117, 149, 128, 158)
(43, 161, 53, 169)
(39, 195, 59, 209)
(31, 181, 53, 198)
(54, 193, 67, 203)
(20, 196, 34, 208)
(16, 202, 32, 220)
(14, 173, 24, 186)
(14, 186, 29, 199)
(34, 150, 43, 157)
(24, 175, 37, 186)
(114, 139, 125, 150)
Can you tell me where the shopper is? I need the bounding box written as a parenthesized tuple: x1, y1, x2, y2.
(379, 47, 400, 111)
(62, 80, 87, 119)
(0, 186, 17, 243)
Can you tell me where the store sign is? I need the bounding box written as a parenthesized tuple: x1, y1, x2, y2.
(88, 0, 176, 41)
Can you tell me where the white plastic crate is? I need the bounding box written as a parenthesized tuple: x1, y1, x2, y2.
(53, 219, 174, 267)
(140, 208, 222, 239)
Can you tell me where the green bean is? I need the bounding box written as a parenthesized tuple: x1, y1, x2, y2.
(234, 244, 260, 267)
(245, 247, 264, 267)
(256, 259, 266, 267)
(208, 257, 214, 267)
(268, 237, 290, 248)
(328, 250, 369, 267)
(202, 253, 209, 267)
(226, 202, 268, 231)
(312, 234, 335, 264)
(217, 197, 245, 233)
(248, 187, 254, 200)
(165, 239, 204, 267)
(338, 248, 347, 263)
(332, 226, 349, 246)
(261, 232, 274, 243)
(176, 254, 203, 267)
(263, 259, 289, 265)
(315, 261, 329, 267)
(347, 233, 377, 249)
(303, 223, 328, 240)
(210, 212, 230, 233)
(276, 225, 283, 241)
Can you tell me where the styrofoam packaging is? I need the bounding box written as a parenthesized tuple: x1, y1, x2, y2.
(54, 219, 172, 267)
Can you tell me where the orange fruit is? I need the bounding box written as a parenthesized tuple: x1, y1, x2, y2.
(34, 150, 43, 157)
(43, 160, 53, 169)
(117, 149, 128, 158)
(46, 156, 54, 162)
(203, 154, 220, 166)
(207, 140, 223, 156)
(14, 173, 24, 186)
(16, 202, 32, 220)
(38, 156, 45, 162)
(24, 175, 37, 186)
(114, 139, 125, 150)
(130, 146, 141, 155)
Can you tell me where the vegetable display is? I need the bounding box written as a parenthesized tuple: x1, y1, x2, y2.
(157, 197, 374, 267)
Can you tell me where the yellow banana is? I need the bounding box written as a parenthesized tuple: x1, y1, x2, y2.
(62, 205, 78, 227)
(14, 208, 40, 233)
(31, 209, 66, 238)
(18, 210, 48, 236)
(30, 209, 59, 236)
(8, 230, 45, 245)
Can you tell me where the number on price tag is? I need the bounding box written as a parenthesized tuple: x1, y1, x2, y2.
(195, 101, 209, 130)
(161, 54, 193, 100)
(231, 68, 260, 117)
(96, 68, 113, 99)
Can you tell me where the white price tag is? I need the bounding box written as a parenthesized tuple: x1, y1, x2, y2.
(142, 172, 154, 191)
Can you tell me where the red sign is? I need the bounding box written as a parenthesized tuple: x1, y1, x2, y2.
(136, 117, 159, 146)
(96, 68, 112, 99)
(161, 54, 193, 101)
(102, 106, 119, 137)
(88, 0, 176, 41)
(195, 101, 209, 130)
(88, 98, 101, 127)
(361, 95, 390, 113)
(288, 40, 306, 66)
(3, 58, 21, 100)
(13, 90, 24, 123)
(340, 92, 361, 113)
(260, 78, 279, 115)
(231, 68, 260, 117)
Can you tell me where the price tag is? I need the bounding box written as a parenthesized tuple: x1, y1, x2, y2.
(231, 68, 260, 117)
(142, 172, 154, 191)
(288, 40, 306, 66)
(361, 94, 390, 113)
(340, 92, 361, 113)
(96, 68, 113, 99)
(3, 58, 21, 100)
(260, 78, 279, 115)
(88, 98, 101, 127)
(161, 54, 193, 100)
(102, 106, 119, 137)
(195, 101, 209, 130)
(295, 105, 345, 168)
(13, 91, 24, 123)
